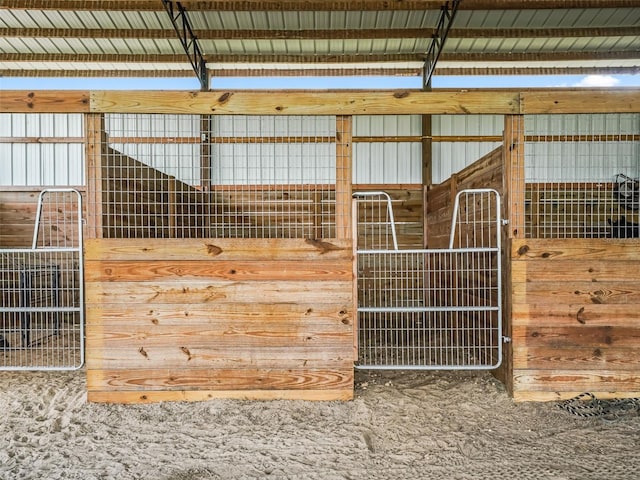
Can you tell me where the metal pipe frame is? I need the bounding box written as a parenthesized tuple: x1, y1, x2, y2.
(423, 0, 461, 90)
(161, 0, 209, 91)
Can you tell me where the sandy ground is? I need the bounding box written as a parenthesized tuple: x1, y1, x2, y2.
(1, 369, 639, 480)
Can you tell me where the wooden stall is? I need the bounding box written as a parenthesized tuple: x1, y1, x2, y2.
(2, 88, 640, 402)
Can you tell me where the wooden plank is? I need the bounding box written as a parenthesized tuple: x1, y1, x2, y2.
(521, 90, 640, 114)
(86, 346, 352, 370)
(513, 390, 640, 403)
(512, 238, 640, 261)
(84, 259, 352, 282)
(513, 346, 640, 371)
(504, 115, 525, 238)
(511, 303, 640, 327)
(512, 281, 640, 305)
(512, 326, 640, 348)
(0, 136, 84, 143)
(84, 238, 352, 261)
(86, 324, 352, 349)
(87, 389, 353, 403)
(513, 370, 640, 392)
(86, 367, 353, 391)
(85, 113, 104, 239)
(335, 115, 352, 239)
(512, 259, 640, 283)
(85, 280, 352, 305)
(87, 302, 351, 326)
(422, 114, 432, 247)
(89, 90, 521, 115)
(0, 90, 90, 113)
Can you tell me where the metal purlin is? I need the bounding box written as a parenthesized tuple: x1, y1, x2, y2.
(423, 0, 461, 90)
(161, 0, 209, 91)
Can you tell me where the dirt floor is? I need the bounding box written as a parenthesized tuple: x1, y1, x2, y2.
(1, 369, 639, 480)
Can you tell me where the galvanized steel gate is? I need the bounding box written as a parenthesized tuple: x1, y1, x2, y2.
(353, 189, 505, 370)
(0, 189, 84, 370)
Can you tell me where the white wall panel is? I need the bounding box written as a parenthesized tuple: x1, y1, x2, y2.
(1, 114, 84, 186)
(353, 115, 422, 184)
(431, 115, 503, 184)
(524, 113, 640, 182)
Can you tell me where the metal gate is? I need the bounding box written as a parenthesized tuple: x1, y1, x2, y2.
(353, 189, 505, 370)
(0, 189, 84, 370)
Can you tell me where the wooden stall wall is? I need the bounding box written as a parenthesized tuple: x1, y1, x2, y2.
(511, 238, 640, 401)
(84, 237, 354, 403)
(425, 146, 504, 249)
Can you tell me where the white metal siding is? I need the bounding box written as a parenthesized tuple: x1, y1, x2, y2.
(210, 115, 336, 185)
(525, 113, 640, 182)
(431, 115, 503, 184)
(0, 113, 84, 186)
(353, 115, 422, 184)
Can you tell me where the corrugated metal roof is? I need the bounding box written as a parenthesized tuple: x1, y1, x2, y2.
(0, 3, 638, 81)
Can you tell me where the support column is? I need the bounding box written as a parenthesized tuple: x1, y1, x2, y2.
(335, 115, 353, 240)
(504, 115, 525, 239)
(422, 114, 432, 247)
(85, 113, 106, 239)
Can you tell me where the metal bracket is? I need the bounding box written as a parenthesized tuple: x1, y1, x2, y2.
(423, 0, 461, 90)
(161, 0, 209, 91)
(502, 336, 512, 344)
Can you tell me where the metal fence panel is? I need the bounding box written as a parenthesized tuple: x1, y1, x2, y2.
(0, 189, 84, 370)
(354, 189, 503, 370)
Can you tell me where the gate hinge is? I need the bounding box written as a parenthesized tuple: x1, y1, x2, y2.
(501, 219, 509, 226)
(502, 336, 512, 343)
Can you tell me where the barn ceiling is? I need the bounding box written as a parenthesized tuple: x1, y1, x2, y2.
(0, 0, 639, 85)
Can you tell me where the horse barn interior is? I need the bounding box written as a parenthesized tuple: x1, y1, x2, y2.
(1, 1, 640, 404)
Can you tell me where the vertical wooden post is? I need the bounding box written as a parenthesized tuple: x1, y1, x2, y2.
(504, 114, 525, 239)
(85, 113, 105, 239)
(335, 115, 352, 240)
(422, 114, 432, 247)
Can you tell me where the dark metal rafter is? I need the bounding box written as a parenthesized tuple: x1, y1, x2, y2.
(423, 0, 461, 90)
(161, 0, 208, 90)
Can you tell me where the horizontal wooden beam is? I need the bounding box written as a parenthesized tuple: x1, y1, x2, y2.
(0, 136, 85, 143)
(3, 26, 638, 41)
(521, 90, 640, 114)
(3, 1, 638, 11)
(0, 90, 90, 113)
(2, 89, 639, 115)
(89, 90, 520, 115)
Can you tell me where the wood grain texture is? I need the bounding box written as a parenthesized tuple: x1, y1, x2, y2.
(513, 346, 640, 371)
(0, 90, 90, 113)
(510, 237, 640, 398)
(521, 90, 640, 114)
(85, 238, 352, 261)
(86, 238, 354, 403)
(88, 389, 353, 404)
(90, 90, 520, 115)
(87, 368, 354, 391)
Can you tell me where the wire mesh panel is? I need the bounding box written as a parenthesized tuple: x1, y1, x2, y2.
(88, 113, 339, 240)
(355, 189, 502, 369)
(0, 189, 84, 370)
(522, 113, 640, 239)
